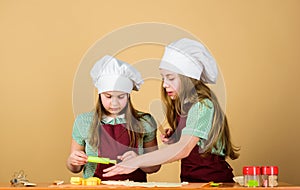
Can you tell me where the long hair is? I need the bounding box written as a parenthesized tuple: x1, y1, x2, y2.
(161, 75, 239, 160)
(88, 94, 150, 149)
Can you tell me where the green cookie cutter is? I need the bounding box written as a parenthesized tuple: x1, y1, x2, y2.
(87, 156, 117, 164)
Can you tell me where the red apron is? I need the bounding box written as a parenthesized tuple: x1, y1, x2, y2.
(94, 123, 146, 182)
(170, 113, 234, 182)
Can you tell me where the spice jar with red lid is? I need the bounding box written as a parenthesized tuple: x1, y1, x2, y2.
(243, 166, 261, 187)
(261, 166, 278, 187)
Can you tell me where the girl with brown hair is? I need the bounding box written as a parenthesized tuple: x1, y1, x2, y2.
(67, 55, 160, 181)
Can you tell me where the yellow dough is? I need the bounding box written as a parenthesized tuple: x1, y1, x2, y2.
(70, 177, 82, 185)
(82, 177, 101, 186)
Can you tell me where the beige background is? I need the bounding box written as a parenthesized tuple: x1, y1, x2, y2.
(1, 0, 300, 185)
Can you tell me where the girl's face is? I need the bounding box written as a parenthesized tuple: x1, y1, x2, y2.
(160, 69, 181, 100)
(100, 91, 128, 117)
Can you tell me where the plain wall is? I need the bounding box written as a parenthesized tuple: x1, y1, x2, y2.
(1, 0, 300, 185)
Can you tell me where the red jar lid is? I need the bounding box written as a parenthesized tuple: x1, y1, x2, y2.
(261, 166, 278, 175)
(243, 166, 261, 175)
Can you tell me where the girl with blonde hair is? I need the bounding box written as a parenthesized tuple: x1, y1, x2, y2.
(103, 38, 239, 182)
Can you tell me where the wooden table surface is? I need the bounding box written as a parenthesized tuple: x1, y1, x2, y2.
(1, 182, 300, 190)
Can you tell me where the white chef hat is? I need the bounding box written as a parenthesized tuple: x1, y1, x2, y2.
(90, 55, 143, 94)
(159, 38, 218, 84)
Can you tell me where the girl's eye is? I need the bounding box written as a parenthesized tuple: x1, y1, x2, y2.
(118, 94, 126, 99)
(105, 94, 112, 98)
(168, 77, 175, 81)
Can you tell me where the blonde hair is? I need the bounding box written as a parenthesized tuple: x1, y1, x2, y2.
(88, 95, 151, 149)
(161, 75, 239, 160)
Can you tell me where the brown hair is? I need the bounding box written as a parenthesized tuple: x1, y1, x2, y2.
(161, 75, 239, 160)
(88, 94, 151, 149)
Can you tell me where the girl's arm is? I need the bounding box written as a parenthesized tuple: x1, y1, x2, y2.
(103, 135, 199, 177)
(117, 139, 161, 174)
(66, 139, 88, 173)
(140, 138, 161, 173)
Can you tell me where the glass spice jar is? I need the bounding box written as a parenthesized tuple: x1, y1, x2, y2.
(243, 166, 261, 187)
(261, 166, 278, 187)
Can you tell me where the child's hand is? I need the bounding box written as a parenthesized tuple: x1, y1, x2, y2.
(68, 150, 88, 166)
(160, 128, 176, 144)
(103, 158, 139, 177)
(117, 151, 138, 162)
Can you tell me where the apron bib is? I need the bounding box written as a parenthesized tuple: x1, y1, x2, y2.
(94, 123, 146, 182)
(171, 110, 234, 182)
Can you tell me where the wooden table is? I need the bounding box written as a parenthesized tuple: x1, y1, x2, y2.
(0, 182, 299, 190)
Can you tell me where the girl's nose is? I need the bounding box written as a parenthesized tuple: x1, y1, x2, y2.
(111, 97, 118, 106)
(162, 80, 168, 88)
